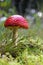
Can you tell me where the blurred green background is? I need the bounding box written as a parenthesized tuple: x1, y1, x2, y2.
(0, 0, 43, 65)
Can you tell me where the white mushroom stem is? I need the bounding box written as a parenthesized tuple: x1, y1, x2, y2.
(12, 27, 18, 46)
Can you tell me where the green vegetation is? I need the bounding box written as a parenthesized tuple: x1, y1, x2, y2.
(0, 15, 43, 65)
(0, 0, 43, 65)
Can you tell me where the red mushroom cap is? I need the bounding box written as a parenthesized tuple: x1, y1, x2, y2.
(4, 15, 29, 29)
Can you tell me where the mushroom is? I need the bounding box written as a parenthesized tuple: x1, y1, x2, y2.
(4, 15, 29, 46)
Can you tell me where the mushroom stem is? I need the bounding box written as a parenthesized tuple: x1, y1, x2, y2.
(12, 27, 18, 46)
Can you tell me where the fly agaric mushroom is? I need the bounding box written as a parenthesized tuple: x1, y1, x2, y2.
(4, 15, 29, 46)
